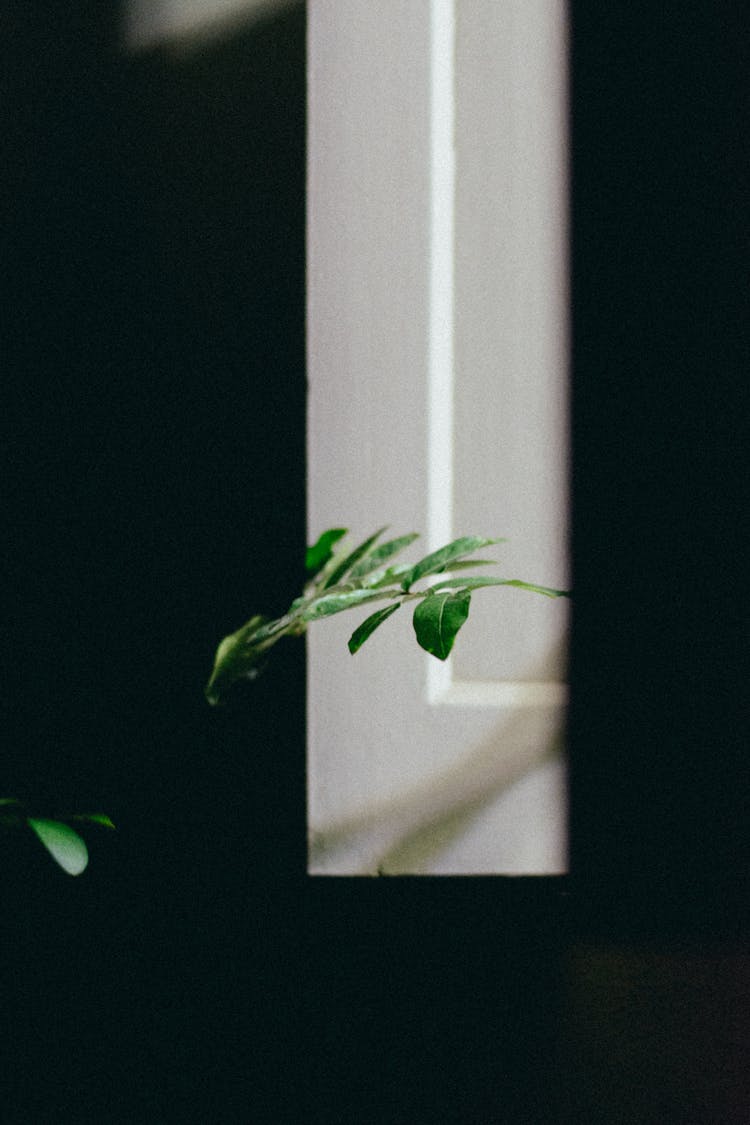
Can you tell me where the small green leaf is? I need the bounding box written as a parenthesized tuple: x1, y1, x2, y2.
(360, 563, 416, 589)
(205, 615, 272, 705)
(72, 813, 116, 829)
(247, 614, 298, 644)
(213, 616, 268, 663)
(348, 603, 401, 654)
(323, 527, 388, 589)
(438, 558, 497, 572)
(349, 534, 419, 579)
(425, 576, 570, 598)
(27, 818, 89, 876)
(412, 590, 472, 660)
(501, 579, 571, 598)
(306, 528, 348, 573)
(301, 588, 391, 621)
(400, 537, 504, 591)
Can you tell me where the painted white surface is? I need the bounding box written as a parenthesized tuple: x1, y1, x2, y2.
(307, 0, 569, 874)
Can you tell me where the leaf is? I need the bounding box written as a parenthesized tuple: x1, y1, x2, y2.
(301, 588, 391, 621)
(247, 614, 299, 644)
(213, 615, 268, 664)
(400, 537, 504, 591)
(27, 818, 89, 876)
(412, 590, 472, 660)
(306, 528, 348, 573)
(72, 813, 116, 829)
(360, 563, 416, 589)
(438, 558, 497, 572)
(501, 579, 571, 598)
(424, 576, 570, 598)
(205, 614, 272, 705)
(348, 534, 419, 579)
(348, 603, 401, 654)
(323, 527, 388, 589)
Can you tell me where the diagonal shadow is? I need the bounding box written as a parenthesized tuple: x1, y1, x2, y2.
(309, 640, 567, 875)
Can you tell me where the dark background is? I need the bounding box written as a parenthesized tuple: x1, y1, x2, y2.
(2, 2, 748, 1122)
(2, 4, 307, 1119)
(569, 1, 749, 939)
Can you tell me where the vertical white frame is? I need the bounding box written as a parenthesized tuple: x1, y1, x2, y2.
(307, 0, 569, 875)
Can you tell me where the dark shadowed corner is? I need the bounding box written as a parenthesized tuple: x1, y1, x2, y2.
(2, 3, 306, 1119)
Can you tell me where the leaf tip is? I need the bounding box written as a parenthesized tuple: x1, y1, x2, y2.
(27, 818, 89, 876)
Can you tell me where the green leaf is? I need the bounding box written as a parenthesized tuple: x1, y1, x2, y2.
(72, 813, 116, 829)
(360, 563, 416, 589)
(412, 590, 472, 660)
(247, 614, 299, 644)
(213, 615, 268, 663)
(348, 534, 419, 579)
(27, 818, 89, 876)
(301, 588, 391, 621)
(323, 527, 388, 589)
(306, 528, 348, 573)
(438, 558, 497, 571)
(348, 603, 401, 654)
(501, 579, 571, 598)
(425, 576, 570, 598)
(400, 537, 504, 591)
(205, 614, 272, 705)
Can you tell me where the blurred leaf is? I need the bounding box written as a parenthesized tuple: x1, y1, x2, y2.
(348, 602, 401, 654)
(323, 528, 388, 589)
(306, 528, 348, 573)
(400, 537, 503, 591)
(27, 818, 89, 876)
(348, 534, 419, 579)
(412, 590, 472, 660)
(205, 614, 271, 705)
(72, 813, 116, 829)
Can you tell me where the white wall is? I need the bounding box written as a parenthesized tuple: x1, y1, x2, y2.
(307, 1, 569, 875)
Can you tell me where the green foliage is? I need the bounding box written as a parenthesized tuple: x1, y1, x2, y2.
(412, 589, 472, 660)
(206, 527, 570, 706)
(322, 527, 388, 588)
(399, 536, 503, 591)
(348, 603, 401, 654)
(305, 527, 347, 573)
(27, 818, 89, 877)
(0, 798, 115, 876)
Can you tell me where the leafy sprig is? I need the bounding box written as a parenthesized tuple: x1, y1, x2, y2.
(0, 798, 115, 876)
(205, 528, 569, 706)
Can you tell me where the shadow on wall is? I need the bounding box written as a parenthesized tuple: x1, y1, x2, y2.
(309, 640, 568, 876)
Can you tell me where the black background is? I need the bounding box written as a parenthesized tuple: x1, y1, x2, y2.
(569, 0, 749, 938)
(2, 3, 748, 1122)
(2, 5, 307, 1119)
